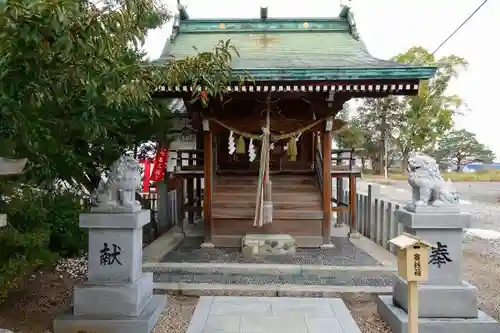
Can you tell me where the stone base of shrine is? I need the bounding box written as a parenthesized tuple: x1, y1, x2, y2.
(53, 295, 166, 333)
(393, 275, 478, 318)
(242, 234, 296, 256)
(377, 295, 499, 333)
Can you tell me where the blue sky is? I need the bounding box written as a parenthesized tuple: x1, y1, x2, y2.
(143, 0, 500, 159)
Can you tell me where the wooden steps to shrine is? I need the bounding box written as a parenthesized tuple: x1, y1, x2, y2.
(211, 174, 324, 248)
(212, 209, 323, 220)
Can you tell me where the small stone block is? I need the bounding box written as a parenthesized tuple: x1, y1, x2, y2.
(73, 273, 153, 316)
(396, 209, 470, 229)
(320, 243, 335, 249)
(80, 210, 151, 229)
(377, 295, 500, 333)
(349, 231, 361, 239)
(53, 295, 167, 333)
(241, 245, 254, 257)
(403, 204, 461, 214)
(393, 276, 478, 318)
(241, 234, 296, 256)
(200, 242, 215, 248)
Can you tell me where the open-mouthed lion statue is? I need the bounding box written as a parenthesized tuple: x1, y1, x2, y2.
(404, 153, 459, 211)
(91, 155, 142, 213)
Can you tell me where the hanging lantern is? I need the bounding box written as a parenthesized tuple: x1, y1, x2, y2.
(287, 137, 297, 161)
(236, 136, 245, 154)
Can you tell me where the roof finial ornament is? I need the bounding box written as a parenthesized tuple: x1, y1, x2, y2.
(340, 0, 352, 8)
(260, 6, 268, 20)
(339, 0, 359, 40)
(177, 0, 189, 21)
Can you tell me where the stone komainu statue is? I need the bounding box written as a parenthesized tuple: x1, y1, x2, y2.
(405, 153, 459, 211)
(91, 155, 142, 213)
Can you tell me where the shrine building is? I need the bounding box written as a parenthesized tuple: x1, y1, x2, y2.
(154, 4, 437, 248)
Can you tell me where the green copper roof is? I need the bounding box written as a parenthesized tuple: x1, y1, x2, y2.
(157, 7, 437, 82)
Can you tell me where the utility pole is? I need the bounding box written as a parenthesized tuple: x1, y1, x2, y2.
(384, 133, 389, 180)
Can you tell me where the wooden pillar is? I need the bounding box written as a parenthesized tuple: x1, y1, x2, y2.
(202, 119, 214, 246)
(196, 134, 203, 219)
(187, 152, 194, 224)
(336, 153, 344, 224)
(349, 174, 357, 236)
(321, 118, 333, 246)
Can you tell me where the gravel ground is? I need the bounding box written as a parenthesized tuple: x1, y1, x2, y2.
(154, 271, 394, 286)
(162, 237, 380, 266)
(153, 295, 198, 333)
(463, 236, 500, 319)
(344, 293, 392, 333)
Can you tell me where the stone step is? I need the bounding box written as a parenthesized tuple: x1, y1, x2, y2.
(144, 262, 396, 278)
(151, 271, 395, 296)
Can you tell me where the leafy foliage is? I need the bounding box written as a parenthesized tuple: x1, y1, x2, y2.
(0, 0, 240, 191)
(339, 47, 468, 173)
(0, 187, 86, 301)
(436, 129, 495, 171)
(391, 47, 467, 168)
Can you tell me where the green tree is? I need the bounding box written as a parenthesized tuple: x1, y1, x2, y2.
(436, 129, 495, 171)
(0, 0, 239, 190)
(351, 47, 468, 174)
(390, 47, 468, 171)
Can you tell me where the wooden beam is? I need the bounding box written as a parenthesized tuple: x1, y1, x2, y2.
(322, 127, 332, 245)
(203, 120, 213, 244)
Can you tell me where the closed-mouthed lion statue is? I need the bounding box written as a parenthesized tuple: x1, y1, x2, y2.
(91, 155, 142, 213)
(404, 153, 459, 211)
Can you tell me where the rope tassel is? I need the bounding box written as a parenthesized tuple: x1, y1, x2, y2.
(248, 139, 256, 162)
(228, 131, 236, 155)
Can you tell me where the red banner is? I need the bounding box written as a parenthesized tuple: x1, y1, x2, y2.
(141, 160, 152, 192)
(150, 148, 169, 182)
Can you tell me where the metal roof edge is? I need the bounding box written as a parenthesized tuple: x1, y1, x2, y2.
(231, 66, 438, 81)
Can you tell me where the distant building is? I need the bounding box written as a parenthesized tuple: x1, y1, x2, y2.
(462, 162, 500, 173)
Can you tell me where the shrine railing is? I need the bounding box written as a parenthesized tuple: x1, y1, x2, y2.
(169, 149, 204, 171)
(337, 184, 403, 254)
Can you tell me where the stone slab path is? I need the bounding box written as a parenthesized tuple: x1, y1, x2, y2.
(186, 296, 362, 333)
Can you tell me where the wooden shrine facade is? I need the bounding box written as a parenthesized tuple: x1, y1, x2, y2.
(153, 4, 437, 247)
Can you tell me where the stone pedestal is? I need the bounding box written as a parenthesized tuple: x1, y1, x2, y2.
(54, 210, 166, 333)
(377, 208, 499, 333)
(242, 234, 296, 256)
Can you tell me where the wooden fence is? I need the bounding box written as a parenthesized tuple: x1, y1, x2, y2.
(338, 184, 404, 254)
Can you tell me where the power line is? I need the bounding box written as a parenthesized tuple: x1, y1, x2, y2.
(431, 0, 489, 55)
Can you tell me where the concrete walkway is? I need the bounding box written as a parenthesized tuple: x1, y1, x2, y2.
(186, 296, 361, 333)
